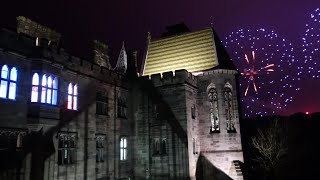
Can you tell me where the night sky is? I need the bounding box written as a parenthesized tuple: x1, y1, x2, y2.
(1, 0, 319, 116)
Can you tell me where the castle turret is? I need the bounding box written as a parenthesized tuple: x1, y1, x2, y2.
(93, 40, 111, 69)
(114, 42, 127, 74)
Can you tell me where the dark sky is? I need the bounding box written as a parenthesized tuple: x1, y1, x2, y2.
(1, 0, 319, 115)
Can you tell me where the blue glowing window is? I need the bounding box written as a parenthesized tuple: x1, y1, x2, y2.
(0, 65, 18, 100)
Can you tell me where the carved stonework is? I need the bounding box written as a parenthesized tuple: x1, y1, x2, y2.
(0, 128, 27, 137)
(0, 128, 27, 148)
(224, 82, 236, 132)
(207, 83, 219, 133)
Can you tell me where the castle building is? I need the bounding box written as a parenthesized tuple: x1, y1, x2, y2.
(0, 18, 243, 180)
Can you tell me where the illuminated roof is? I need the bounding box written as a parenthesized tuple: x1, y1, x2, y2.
(143, 28, 222, 76)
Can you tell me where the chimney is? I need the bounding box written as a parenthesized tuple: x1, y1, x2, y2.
(93, 40, 111, 69)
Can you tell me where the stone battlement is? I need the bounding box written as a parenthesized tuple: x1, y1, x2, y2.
(145, 69, 197, 87)
(0, 28, 125, 86)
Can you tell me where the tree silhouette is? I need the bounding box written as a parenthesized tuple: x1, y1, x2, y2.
(251, 119, 288, 179)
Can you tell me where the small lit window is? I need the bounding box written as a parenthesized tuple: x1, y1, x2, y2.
(0, 65, 18, 100)
(67, 83, 77, 110)
(31, 73, 39, 102)
(31, 73, 58, 105)
(36, 37, 39, 46)
(120, 137, 127, 161)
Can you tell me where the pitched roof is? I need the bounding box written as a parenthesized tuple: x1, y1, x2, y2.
(142, 27, 236, 76)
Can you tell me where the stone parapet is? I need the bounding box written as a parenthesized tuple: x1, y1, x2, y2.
(0, 28, 126, 87)
(144, 69, 197, 87)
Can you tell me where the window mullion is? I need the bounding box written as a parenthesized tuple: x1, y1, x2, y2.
(6, 70, 11, 98)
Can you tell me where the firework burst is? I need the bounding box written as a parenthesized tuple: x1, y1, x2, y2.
(241, 51, 275, 96)
(224, 28, 300, 118)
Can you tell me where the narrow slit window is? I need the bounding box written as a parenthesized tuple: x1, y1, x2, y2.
(120, 137, 127, 161)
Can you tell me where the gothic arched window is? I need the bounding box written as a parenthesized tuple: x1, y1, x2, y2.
(31, 73, 39, 102)
(224, 82, 236, 132)
(31, 73, 58, 105)
(207, 83, 219, 133)
(0, 65, 17, 100)
(67, 83, 77, 110)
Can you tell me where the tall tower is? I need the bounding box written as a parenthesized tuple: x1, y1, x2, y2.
(140, 24, 244, 179)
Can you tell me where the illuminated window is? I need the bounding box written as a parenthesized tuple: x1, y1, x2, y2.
(67, 83, 77, 110)
(120, 137, 127, 161)
(96, 92, 108, 115)
(58, 134, 76, 165)
(36, 37, 39, 46)
(31, 73, 58, 105)
(96, 136, 105, 162)
(0, 65, 17, 100)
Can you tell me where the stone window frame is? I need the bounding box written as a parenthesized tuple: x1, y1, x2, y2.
(153, 138, 167, 156)
(31, 72, 58, 105)
(96, 92, 108, 116)
(224, 82, 236, 133)
(67, 83, 78, 110)
(192, 137, 198, 155)
(207, 83, 220, 133)
(57, 132, 77, 165)
(96, 135, 105, 163)
(191, 104, 196, 119)
(153, 138, 160, 155)
(120, 136, 128, 161)
(117, 97, 127, 118)
(161, 138, 167, 155)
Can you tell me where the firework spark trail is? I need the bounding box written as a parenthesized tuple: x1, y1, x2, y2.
(241, 51, 275, 97)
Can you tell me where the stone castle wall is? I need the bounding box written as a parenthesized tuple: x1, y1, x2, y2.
(196, 70, 243, 180)
(0, 28, 131, 180)
(0, 23, 244, 180)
